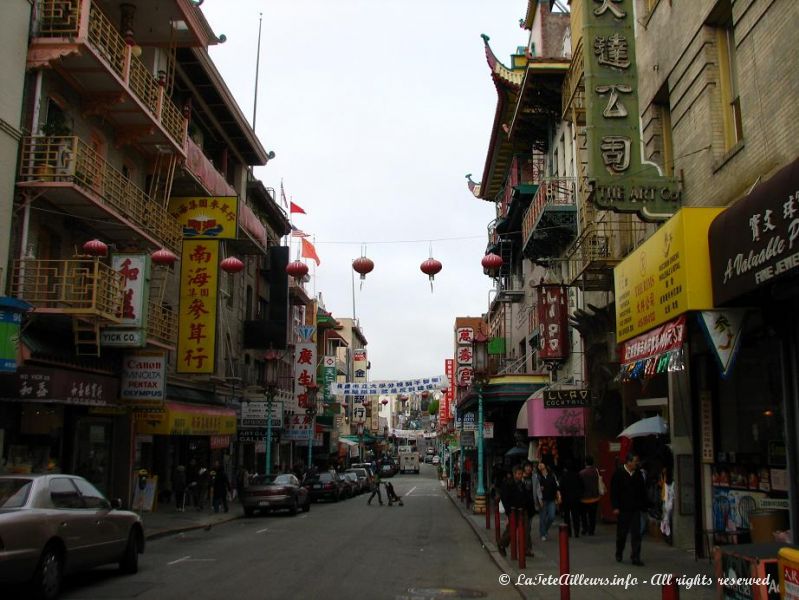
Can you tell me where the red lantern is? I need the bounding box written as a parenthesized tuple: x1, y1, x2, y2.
(286, 260, 309, 281)
(381, 399, 389, 406)
(352, 256, 374, 280)
(481, 253, 503, 272)
(220, 256, 244, 273)
(151, 248, 177, 266)
(420, 257, 442, 291)
(421, 390, 430, 400)
(82, 239, 108, 257)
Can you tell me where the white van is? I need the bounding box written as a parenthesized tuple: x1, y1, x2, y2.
(399, 452, 420, 474)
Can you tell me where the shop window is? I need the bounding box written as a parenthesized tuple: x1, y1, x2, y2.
(49, 477, 83, 509)
(653, 83, 674, 176)
(708, 1, 743, 152)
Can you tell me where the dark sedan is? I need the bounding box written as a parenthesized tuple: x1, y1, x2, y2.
(303, 472, 345, 502)
(0, 474, 144, 600)
(240, 473, 310, 516)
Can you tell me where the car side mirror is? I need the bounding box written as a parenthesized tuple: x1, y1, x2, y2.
(111, 498, 123, 510)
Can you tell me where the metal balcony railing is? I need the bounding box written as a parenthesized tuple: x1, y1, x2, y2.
(521, 177, 577, 246)
(561, 38, 585, 122)
(147, 301, 177, 347)
(35, 0, 187, 147)
(19, 136, 182, 252)
(11, 259, 124, 321)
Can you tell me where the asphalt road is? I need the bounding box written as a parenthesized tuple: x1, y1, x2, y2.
(56, 465, 520, 600)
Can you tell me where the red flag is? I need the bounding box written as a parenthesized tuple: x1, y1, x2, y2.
(290, 201, 306, 215)
(301, 238, 320, 266)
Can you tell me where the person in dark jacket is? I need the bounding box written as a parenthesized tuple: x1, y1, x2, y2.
(173, 465, 187, 512)
(610, 452, 648, 566)
(536, 461, 559, 541)
(498, 465, 530, 557)
(211, 462, 231, 514)
(578, 456, 601, 535)
(520, 462, 537, 555)
(558, 460, 584, 538)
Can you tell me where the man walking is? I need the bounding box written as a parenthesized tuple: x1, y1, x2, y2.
(535, 461, 558, 541)
(367, 471, 384, 505)
(498, 465, 528, 557)
(611, 452, 648, 566)
(520, 462, 537, 556)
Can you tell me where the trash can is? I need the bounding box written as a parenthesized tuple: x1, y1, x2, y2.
(749, 509, 788, 543)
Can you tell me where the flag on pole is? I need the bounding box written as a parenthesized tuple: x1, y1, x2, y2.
(290, 201, 306, 215)
(301, 238, 320, 266)
(279, 179, 288, 208)
(290, 224, 309, 238)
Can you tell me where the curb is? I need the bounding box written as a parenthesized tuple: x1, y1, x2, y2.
(144, 514, 241, 541)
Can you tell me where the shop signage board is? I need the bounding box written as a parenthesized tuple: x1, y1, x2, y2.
(698, 310, 747, 378)
(111, 253, 150, 329)
(284, 415, 313, 440)
(134, 402, 236, 435)
(700, 391, 714, 464)
(543, 389, 590, 408)
(456, 366, 473, 387)
(528, 391, 586, 437)
(176, 240, 219, 374)
(621, 315, 686, 364)
(462, 412, 475, 431)
(330, 375, 448, 396)
(0, 366, 119, 406)
(536, 285, 569, 360)
(708, 158, 799, 304)
(294, 343, 317, 408)
(440, 359, 454, 424)
(614, 209, 721, 342)
(460, 430, 476, 449)
(239, 401, 283, 429)
(483, 421, 494, 439)
(100, 329, 145, 347)
(120, 351, 166, 408)
(456, 328, 474, 344)
(322, 355, 336, 403)
(0, 310, 22, 372)
(168, 196, 239, 239)
(583, 0, 681, 219)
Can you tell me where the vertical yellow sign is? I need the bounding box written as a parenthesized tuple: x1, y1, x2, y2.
(177, 240, 219, 374)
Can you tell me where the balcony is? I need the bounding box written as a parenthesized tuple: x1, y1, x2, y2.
(146, 300, 177, 349)
(10, 258, 124, 322)
(183, 136, 236, 197)
(521, 177, 578, 261)
(561, 38, 585, 124)
(29, 0, 187, 151)
(18, 136, 182, 253)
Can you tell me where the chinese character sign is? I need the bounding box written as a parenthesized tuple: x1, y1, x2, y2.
(112, 254, 150, 328)
(322, 355, 336, 403)
(583, 0, 681, 218)
(456, 328, 474, 345)
(536, 285, 569, 361)
(294, 343, 317, 407)
(440, 359, 454, 424)
(168, 196, 239, 239)
(176, 240, 219, 374)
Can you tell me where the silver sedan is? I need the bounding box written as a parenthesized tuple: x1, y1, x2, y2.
(0, 474, 144, 600)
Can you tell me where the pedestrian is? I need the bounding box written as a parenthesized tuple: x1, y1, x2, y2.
(385, 481, 404, 506)
(520, 462, 537, 555)
(186, 459, 199, 508)
(236, 466, 250, 503)
(174, 465, 187, 512)
(578, 456, 602, 536)
(497, 465, 530, 557)
(212, 462, 231, 513)
(535, 461, 559, 541)
(367, 470, 384, 505)
(558, 459, 584, 538)
(610, 452, 648, 566)
(196, 466, 209, 510)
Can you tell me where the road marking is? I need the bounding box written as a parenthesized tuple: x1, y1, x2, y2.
(404, 486, 417, 497)
(256, 527, 270, 533)
(168, 556, 191, 565)
(168, 556, 216, 565)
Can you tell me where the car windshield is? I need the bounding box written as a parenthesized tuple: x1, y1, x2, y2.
(317, 473, 334, 482)
(252, 474, 293, 485)
(0, 478, 33, 508)
(346, 469, 366, 478)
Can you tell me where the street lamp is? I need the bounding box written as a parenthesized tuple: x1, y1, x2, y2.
(304, 382, 320, 470)
(264, 349, 281, 477)
(472, 331, 489, 514)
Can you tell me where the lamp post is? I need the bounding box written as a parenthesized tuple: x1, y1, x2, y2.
(304, 382, 319, 469)
(264, 349, 281, 477)
(472, 331, 489, 514)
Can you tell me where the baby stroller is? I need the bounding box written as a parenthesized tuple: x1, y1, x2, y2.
(385, 481, 404, 506)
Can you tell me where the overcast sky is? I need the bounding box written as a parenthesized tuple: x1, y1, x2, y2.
(200, 1, 529, 381)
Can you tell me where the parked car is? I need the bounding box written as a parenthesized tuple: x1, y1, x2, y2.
(432, 455, 441, 465)
(240, 473, 310, 517)
(339, 473, 358, 498)
(424, 455, 433, 464)
(0, 474, 144, 600)
(350, 463, 375, 479)
(344, 468, 370, 493)
(303, 471, 345, 502)
(379, 460, 398, 478)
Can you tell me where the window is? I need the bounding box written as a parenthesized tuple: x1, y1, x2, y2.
(653, 84, 674, 176)
(245, 285, 253, 320)
(73, 478, 109, 509)
(49, 478, 83, 509)
(0, 479, 33, 508)
(709, 1, 743, 150)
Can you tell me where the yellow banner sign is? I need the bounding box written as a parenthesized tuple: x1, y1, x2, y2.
(134, 403, 237, 436)
(614, 208, 723, 342)
(176, 240, 219, 374)
(168, 196, 238, 240)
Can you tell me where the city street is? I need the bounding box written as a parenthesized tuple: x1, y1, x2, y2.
(56, 466, 519, 600)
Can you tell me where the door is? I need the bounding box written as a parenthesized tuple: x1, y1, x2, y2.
(48, 477, 99, 569)
(73, 477, 127, 563)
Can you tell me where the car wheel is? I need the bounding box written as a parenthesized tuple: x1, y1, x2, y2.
(289, 497, 298, 515)
(244, 507, 255, 517)
(119, 529, 139, 575)
(32, 544, 62, 600)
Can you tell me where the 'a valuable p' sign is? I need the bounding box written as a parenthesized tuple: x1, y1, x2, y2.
(543, 389, 590, 409)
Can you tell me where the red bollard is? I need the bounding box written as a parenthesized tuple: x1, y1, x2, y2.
(517, 509, 526, 569)
(662, 576, 679, 600)
(494, 500, 501, 546)
(509, 509, 517, 560)
(559, 523, 570, 600)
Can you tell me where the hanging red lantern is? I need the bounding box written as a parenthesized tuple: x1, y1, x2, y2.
(381, 398, 389, 406)
(150, 248, 178, 266)
(352, 256, 374, 280)
(82, 239, 108, 257)
(420, 257, 442, 291)
(481, 253, 503, 272)
(220, 256, 244, 273)
(286, 260, 309, 281)
(421, 390, 430, 400)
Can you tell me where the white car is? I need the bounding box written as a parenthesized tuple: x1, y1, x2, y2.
(432, 456, 441, 465)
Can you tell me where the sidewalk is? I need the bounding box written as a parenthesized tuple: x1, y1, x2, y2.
(138, 501, 241, 540)
(443, 483, 716, 600)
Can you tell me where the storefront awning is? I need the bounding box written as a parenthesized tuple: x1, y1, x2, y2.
(339, 438, 358, 447)
(134, 401, 237, 436)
